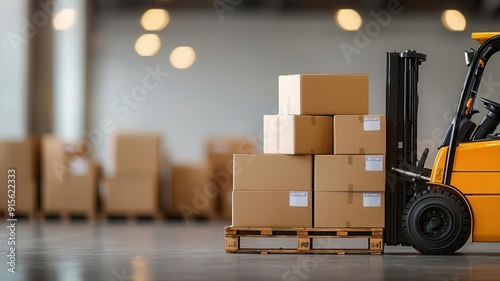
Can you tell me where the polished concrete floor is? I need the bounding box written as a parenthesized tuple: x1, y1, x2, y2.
(0, 221, 500, 281)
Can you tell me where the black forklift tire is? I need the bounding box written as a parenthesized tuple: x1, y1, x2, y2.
(402, 190, 471, 255)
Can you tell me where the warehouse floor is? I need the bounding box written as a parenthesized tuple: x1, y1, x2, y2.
(1, 221, 500, 281)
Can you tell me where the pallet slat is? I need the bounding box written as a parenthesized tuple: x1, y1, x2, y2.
(102, 212, 164, 222)
(225, 226, 384, 255)
(41, 212, 96, 221)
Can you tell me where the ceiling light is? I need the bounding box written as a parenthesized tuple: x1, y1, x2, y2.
(442, 10, 466, 32)
(170, 46, 196, 69)
(335, 9, 362, 31)
(53, 8, 77, 31)
(141, 9, 170, 31)
(135, 34, 161, 56)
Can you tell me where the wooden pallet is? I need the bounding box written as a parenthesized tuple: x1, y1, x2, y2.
(101, 212, 164, 222)
(0, 210, 39, 220)
(41, 212, 97, 222)
(225, 226, 384, 255)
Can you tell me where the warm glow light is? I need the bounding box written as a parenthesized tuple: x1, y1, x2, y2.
(53, 8, 77, 30)
(442, 10, 466, 31)
(335, 9, 362, 31)
(135, 34, 161, 56)
(169, 46, 196, 69)
(141, 9, 170, 31)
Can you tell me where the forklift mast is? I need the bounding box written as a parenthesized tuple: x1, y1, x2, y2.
(385, 50, 427, 245)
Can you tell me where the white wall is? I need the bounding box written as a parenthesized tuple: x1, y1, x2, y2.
(88, 9, 500, 173)
(0, 1, 29, 139)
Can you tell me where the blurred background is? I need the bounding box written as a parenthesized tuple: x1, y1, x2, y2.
(1, 0, 500, 221)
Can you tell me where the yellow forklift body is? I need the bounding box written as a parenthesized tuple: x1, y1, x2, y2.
(429, 141, 500, 242)
(472, 32, 500, 44)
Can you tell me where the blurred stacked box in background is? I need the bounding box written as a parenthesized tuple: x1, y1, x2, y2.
(169, 164, 216, 220)
(103, 133, 161, 218)
(0, 138, 39, 218)
(205, 138, 256, 220)
(41, 135, 98, 218)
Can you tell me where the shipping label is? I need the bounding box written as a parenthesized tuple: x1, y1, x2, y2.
(363, 192, 381, 207)
(365, 156, 383, 171)
(363, 116, 381, 131)
(289, 191, 308, 207)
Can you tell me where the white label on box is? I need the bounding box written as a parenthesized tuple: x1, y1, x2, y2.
(290, 191, 308, 207)
(364, 116, 381, 131)
(70, 157, 88, 176)
(363, 193, 381, 207)
(365, 156, 383, 171)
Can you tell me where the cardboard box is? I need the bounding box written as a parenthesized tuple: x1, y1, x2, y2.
(205, 137, 257, 219)
(41, 135, 90, 184)
(232, 191, 312, 227)
(105, 176, 159, 214)
(0, 138, 38, 180)
(112, 133, 160, 177)
(220, 188, 232, 220)
(0, 138, 39, 214)
(43, 158, 98, 214)
(279, 74, 368, 115)
(333, 115, 386, 155)
(263, 115, 333, 154)
(233, 154, 313, 191)
(315, 155, 385, 192)
(170, 165, 216, 218)
(0, 178, 37, 214)
(315, 191, 385, 227)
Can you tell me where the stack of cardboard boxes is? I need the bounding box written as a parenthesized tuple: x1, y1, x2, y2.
(232, 154, 313, 227)
(0, 138, 38, 216)
(232, 74, 386, 228)
(104, 133, 161, 216)
(41, 135, 98, 217)
(315, 114, 386, 227)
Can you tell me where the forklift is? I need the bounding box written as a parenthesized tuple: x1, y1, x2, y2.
(385, 32, 500, 254)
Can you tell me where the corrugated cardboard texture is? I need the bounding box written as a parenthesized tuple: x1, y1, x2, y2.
(112, 133, 160, 177)
(233, 154, 313, 191)
(333, 115, 386, 155)
(315, 191, 385, 227)
(43, 159, 98, 213)
(170, 165, 216, 218)
(105, 176, 159, 214)
(232, 191, 312, 227)
(315, 155, 385, 192)
(263, 115, 333, 154)
(279, 74, 369, 115)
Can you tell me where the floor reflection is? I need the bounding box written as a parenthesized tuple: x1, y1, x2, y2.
(0, 221, 499, 281)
